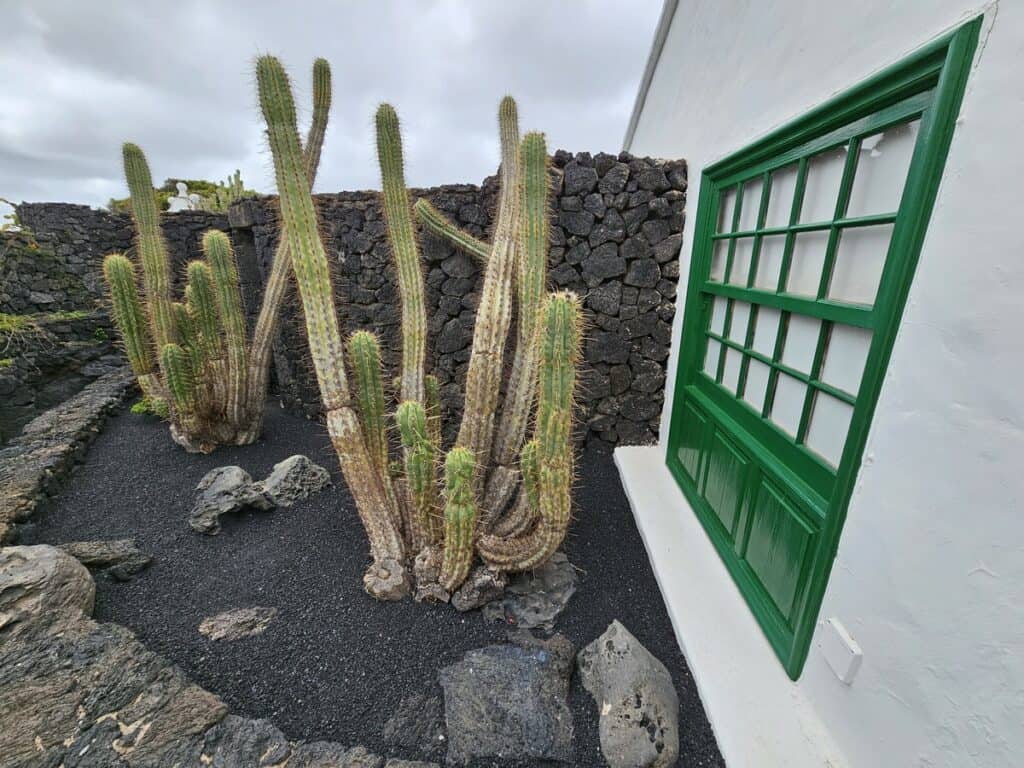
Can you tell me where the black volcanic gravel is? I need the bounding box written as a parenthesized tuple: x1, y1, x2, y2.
(25, 405, 723, 767)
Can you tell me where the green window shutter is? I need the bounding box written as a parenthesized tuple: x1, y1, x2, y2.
(666, 17, 981, 679)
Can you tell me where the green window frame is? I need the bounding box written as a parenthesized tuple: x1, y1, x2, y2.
(666, 18, 980, 679)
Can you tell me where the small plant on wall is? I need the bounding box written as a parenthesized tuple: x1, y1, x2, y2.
(257, 55, 583, 599)
(103, 59, 332, 452)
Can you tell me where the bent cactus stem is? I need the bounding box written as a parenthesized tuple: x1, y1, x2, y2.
(439, 447, 478, 592)
(477, 291, 581, 571)
(412, 198, 489, 263)
(257, 54, 406, 594)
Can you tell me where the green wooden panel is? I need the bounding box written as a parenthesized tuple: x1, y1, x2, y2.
(701, 428, 749, 538)
(675, 399, 708, 482)
(743, 478, 816, 622)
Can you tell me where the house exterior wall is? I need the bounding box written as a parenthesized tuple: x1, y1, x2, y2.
(621, 2, 1023, 767)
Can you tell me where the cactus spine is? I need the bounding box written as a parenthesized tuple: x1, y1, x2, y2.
(257, 55, 407, 598)
(439, 447, 477, 592)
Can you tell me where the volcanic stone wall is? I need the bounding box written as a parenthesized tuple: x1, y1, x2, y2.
(235, 150, 686, 446)
(7, 149, 685, 446)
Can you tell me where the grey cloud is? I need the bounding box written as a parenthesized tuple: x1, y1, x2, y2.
(0, 0, 661, 208)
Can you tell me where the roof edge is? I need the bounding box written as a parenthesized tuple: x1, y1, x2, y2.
(622, 0, 679, 153)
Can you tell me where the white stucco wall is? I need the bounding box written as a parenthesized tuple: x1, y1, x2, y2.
(623, 1, 1024, 766)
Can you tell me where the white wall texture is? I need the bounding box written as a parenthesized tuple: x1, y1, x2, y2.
(625, 1, 1023, 766)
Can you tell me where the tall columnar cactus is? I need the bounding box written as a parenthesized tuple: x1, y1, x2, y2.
(255, 56, 581, 599)
(103, 59, 333, 453)
(257, 55, 408, 599)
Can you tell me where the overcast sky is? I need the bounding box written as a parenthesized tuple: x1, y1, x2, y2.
(0, 1, 661, 212)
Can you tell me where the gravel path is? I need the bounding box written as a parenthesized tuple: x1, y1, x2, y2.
(25, 405, 723, 767)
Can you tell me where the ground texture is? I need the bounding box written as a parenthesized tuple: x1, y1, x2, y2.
(24, 405, 724, 767)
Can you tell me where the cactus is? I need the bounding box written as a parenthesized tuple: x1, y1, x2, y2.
(103, 59, 332, 452)
(477, 292, 581, 570)
(439, 447, 477, 592)
(257, 54, 407, 599)
(251, 57, 581, 597)
(160, 343, 196, 414)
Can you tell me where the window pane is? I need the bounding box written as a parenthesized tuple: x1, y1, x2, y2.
(787, 230, 829, 297)
(738, 177, 764, 232)
(728, 301, 751, 344)
(821, 324, 872, 395)
(765, 164, 799, 228)
(718, 186, 737, 232)
(770, 374, 805, 437)
(755, 235, 786, 290)
(799, 145, 847, 223)
(743, 358, 771, 414)
(722, 348, 743, 393)
(751, 306, 781, 356)
(729, 237, 755, 286)
(704, 338, 722, 378)
(781, 314, 820, 374)
(828, 224, 893, 305)
(709, 296, 728, 335)
(847, 120, 919, 217)
(709, 239, 728, 281)
(806, 392, 854, 466)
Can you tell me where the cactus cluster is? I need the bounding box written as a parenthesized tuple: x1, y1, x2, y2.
(257, 55, 583, 600)
(103, 59, 333, 452)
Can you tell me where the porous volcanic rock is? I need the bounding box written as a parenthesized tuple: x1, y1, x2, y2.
(199, 606, 278, 641)
(254, 454, 331, 506)
(189, 465, 274, 534)
(483, 551, 577, 631)
(577, 620, 680, 767)
(57, 537, 152, 581)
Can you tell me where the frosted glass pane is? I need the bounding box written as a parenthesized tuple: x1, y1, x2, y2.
(751, 307, 781, 356)
(728, 301, 751, 343)
(722, 348, 743, 393)
(709, 296, 728, 335)
(821, 324, 872, 395)
(718, 187, 737, 232)
(828, 224, 893, 306)
(806, 392, 854, 467)
(755, 235, 786, 290)
(787, 230, 829, 297)
(847, 120, 919, 217)
(765, 164, 799, 228)
(709, 239, 728, 281)
(704, 339, 722, 378)
(781, 314, 820, 374)
(743, 358, 771, 414)
(729, 238, 755, 286)
(738, 177, 764, 232)
(770, 374, 805, 437)
(800, 145, 847, 223)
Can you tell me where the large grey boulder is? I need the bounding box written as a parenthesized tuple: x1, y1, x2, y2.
(0, 544, 94, 640)
(57, 538, 152, 581)
(189, 466, 274, 534)
(254, 454, 331, 506)
(577, 620, 680, 767)
(439, 631, 574, 765)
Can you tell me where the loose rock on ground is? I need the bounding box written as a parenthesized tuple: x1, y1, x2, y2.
(483, 551, 578, 631)
(199, 605, 279, 641)
(57, 537, 151, 580)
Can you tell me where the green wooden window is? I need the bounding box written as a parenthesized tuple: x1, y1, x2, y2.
(666, 18, 980, 679)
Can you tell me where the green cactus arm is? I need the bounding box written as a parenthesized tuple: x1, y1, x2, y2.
(477, 291, 581, 572)
(244, 56, 332, 426)
(454, 95, 521, 481)
(348, 331, 389, 478)
(102, 253, 153, 377)
(123, 142, 176, 349)
(424, 373, 443, 452)
(519, 439, 540, 511)
(184, 260, 222, 365)
(376, 103, 427, 405)
(397, 400, 442, 548)
(439, 446, 478, 592)
(160, 342, 196, 413)
(412, 199, 489, 263)
(202, 230, 248, 425)
(257, 55, 406, 593)
(484, 131, 552, 519)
